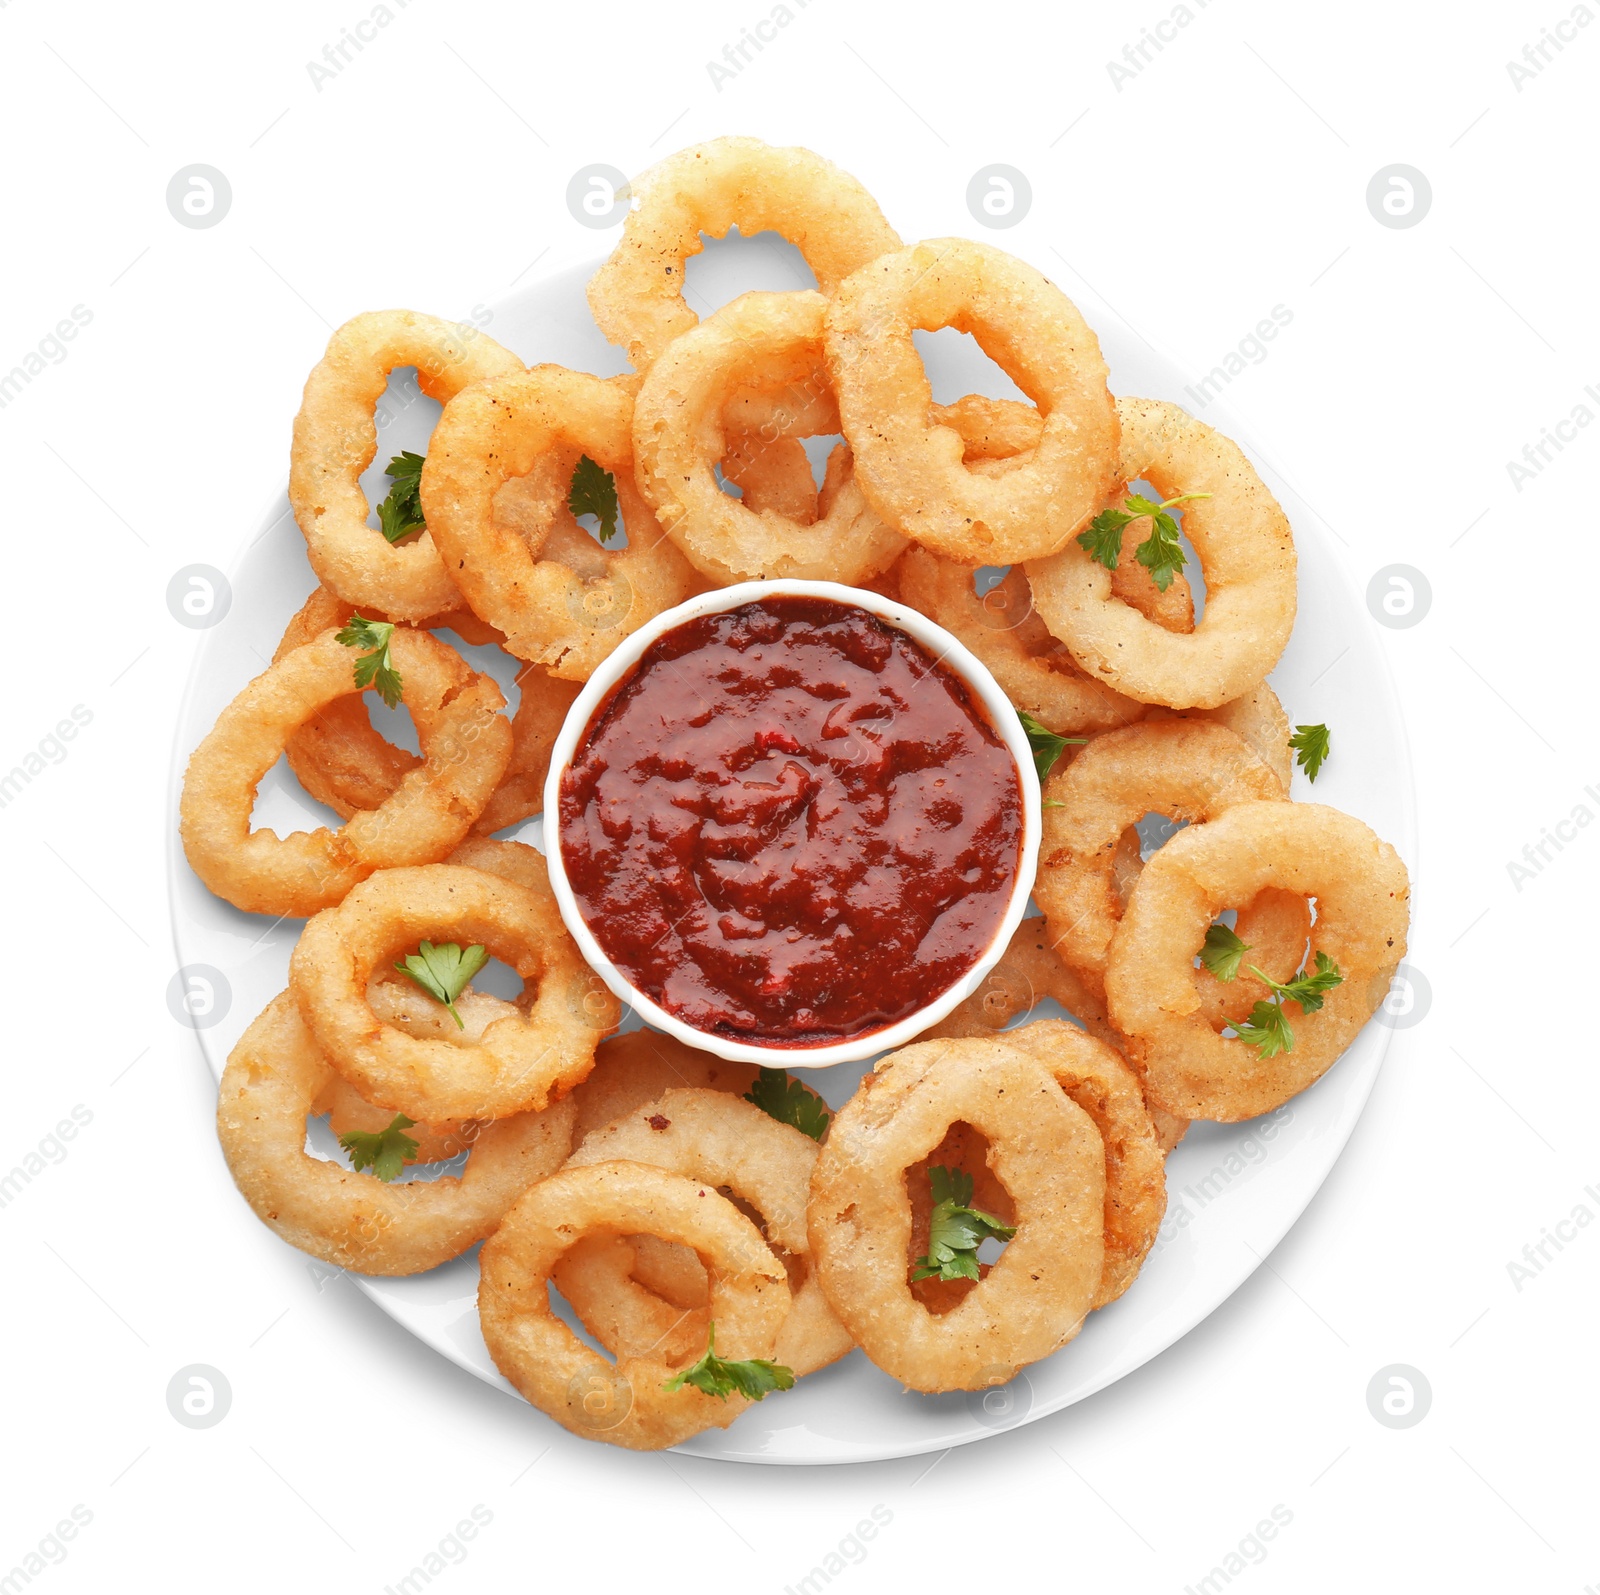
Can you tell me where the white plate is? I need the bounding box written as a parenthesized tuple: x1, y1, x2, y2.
(167, 243, 1415, 1465)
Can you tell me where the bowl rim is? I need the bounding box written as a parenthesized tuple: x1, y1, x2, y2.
(540, 576, 1042, 1068)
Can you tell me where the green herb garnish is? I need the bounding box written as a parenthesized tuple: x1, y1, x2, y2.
(394, 940, 489, 1029)
(911, 1166, 1017, 1283)
(661, 1322, 795, 1401)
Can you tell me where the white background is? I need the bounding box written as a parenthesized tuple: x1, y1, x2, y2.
(2, 0, 1595, 1590)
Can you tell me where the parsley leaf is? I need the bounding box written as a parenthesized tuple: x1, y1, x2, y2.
(567, 454, 620, 543)
(1289, 723, 1331, 783)
(1018, 710, 1085, 783)
(1199, 922, 1252, 983)
(743, 1067, 831, 1141)
(661, 1322, 795, 1402)
(911, 1166, 1017, 1283)
(336, 615, 403, 710)
(1076, 491, 1209, 593)
(1233, 951, 1344, 1057)
(375, 450, 426, 544)
(1251, 950, 1343, 1015)
(339, 1112, 419, 1182)
(1076, 507, 1131, 569)
(394, 940, 489, 1029)
(1235, 1000, 1295, 1059)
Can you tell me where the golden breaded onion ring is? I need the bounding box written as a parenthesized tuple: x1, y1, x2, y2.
(921, 916, 1189, 1155)
(979, 1019, 1164, 1308)
(1026, 397, 1297, 708)
(1106, 802, 1410, 1121)
(273, 586, 576, 835)
(633, 291, 907, 584)
(569, 1029, 759, 1146)
(179, 628, 511, 917)
(311, 977, 530, 1163)
(826, 239, 1119, 564)
(1033, 720, 1288, 989)
(898, 549, 1144, 734)
(564, 1089, 853, 1376)
(479, 1161, 790, 1450)
(289, 310, 525, 620)
(217, 992, 574, 1275)
(289, 846, 618, 1122)
(422, 366, 701, 680)
(587, 136, 901, 370)
(808, 1037, 1106, 1392)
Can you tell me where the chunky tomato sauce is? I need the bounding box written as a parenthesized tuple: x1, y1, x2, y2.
(558, 597, 1022, 1045)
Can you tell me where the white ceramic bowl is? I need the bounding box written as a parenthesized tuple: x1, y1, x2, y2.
(541, 577, 1041, 1066)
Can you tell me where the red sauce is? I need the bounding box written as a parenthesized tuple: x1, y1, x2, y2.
(558, 596, 1022, 1046)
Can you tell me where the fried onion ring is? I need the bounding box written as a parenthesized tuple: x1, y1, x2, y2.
(1026, 397, 1297, 708)
(808, 1037, 1105, 1391)
(898, 550, 1143, 733)
(1033, 721, 1287, 989)
(633, 291, 907, 584)
(932, 396, 1198, 630)
(273, 586, 575, 834)
(720, 433, 821, 524)
(826, 239, 1118, 563)
(179, 628, 511, 917)
(922, 916, 1188, 1154)
(289, 845, 618, 1121)
(288, 310, 524, 620)
(564, 1089, 852, 1375)
(587, 137, 901, 370)
(1000, 1020, 1166, 1306)
(311, 979, 525, 1163)
(478, 1161, 789, 1449)
(1105, 802, 1410, 1121)
(570, 1029, 759, 1146)
(423, 366, 701, 680)
(217, 992, 574, 1275)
